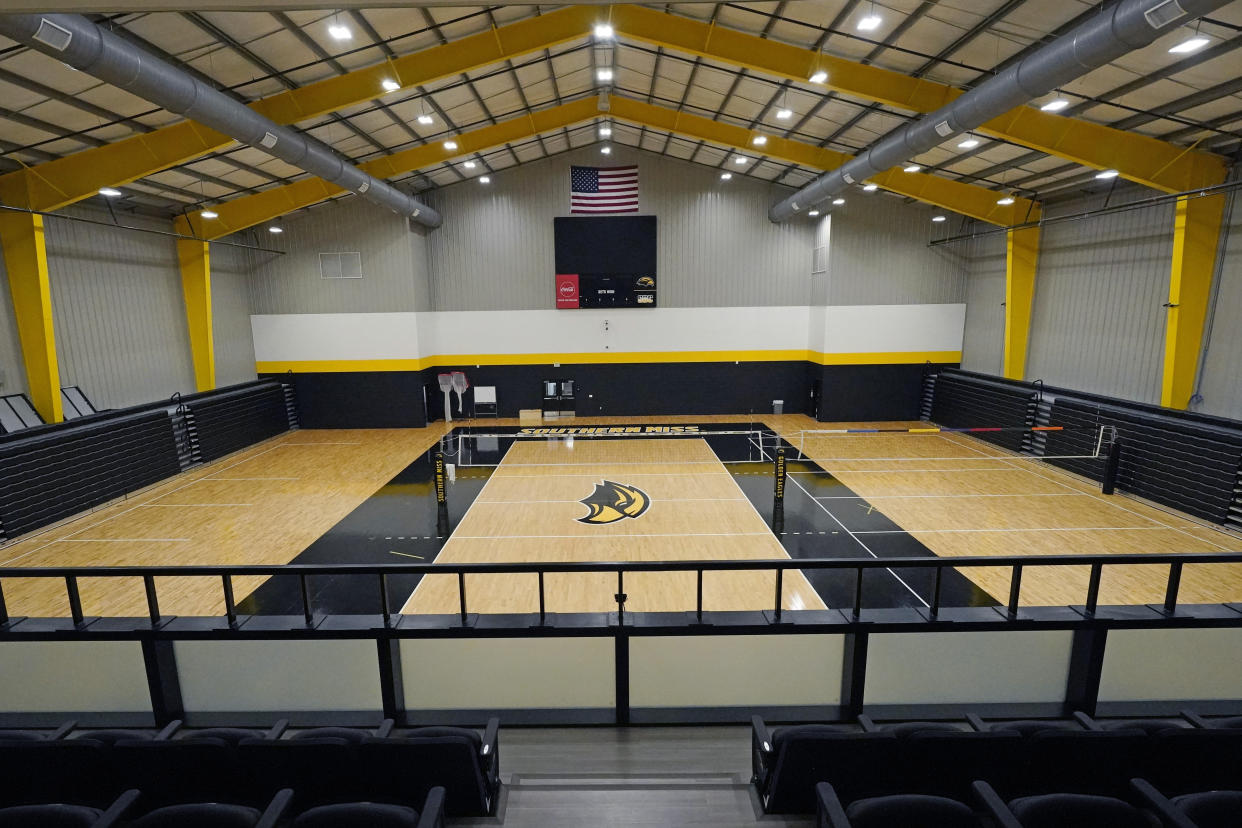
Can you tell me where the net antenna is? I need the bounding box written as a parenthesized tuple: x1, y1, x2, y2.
(437, 373, 454, 423)
(450, 372, 469, 417)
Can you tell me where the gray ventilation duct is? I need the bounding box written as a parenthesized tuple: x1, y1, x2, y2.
(0, 13, 442, 229)
(769, 0, 1229, 222)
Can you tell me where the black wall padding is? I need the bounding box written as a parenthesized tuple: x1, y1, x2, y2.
(1046, 398, 1242, 525)
(188, 385, 291, 462)
(0, 411, 182, 538)
(929, 373, 1036, 451)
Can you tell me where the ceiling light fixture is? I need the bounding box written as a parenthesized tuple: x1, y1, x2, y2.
(381, 78, 400, 92)
(417, 113, 434, 125)
(1095, 169, 1120, 179)
(752, 135, 768, 146)
(1169, 35, 1210, 53)
(200, 209, 218, 219)
(809, 70, 828, 84)
(776, 108, 792, 120)
(904, 164, 921, 173)
(932, 216, 946, 223)
(597, 68, 614, 81)
(858, 14, 882, 30)
(832, 198, 845, 205)
(863, 183, 878, 192)
(957, 137, 980, 149)
(808, 209, 820, 216)
(1040, 98, 1070, 112)
(479, 176, 491, 184)
(593, 23, 614, 39)
(734, 156, 747, 165)
(601, 146, 611, 154)
(327, 15, 351, 40)
(463, 161, 476, 169)
(269, 226, 283, 234)
(443, 140, 458, 150)
(996, 196, 1015, 205)
(599, 125, 612, 136)
(720, 172, 732, 180)
(98, 187, 122, 197)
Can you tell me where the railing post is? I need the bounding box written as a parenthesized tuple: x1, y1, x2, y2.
(222, 575, 237, 627)
(1163, 561, 1183, 615)
(929, 567, 944, 619)
(457, 572, 468, 626)
(0, 578, 8, 627)
(615, 571, 627, 625)
(1084, 563, 1103, 616)
(143, 574, 161, 626)
(299, 574, 313, 626)
(773, 568, 784, 622)
(379, 573, 392, 628)
(376, 637, 405, 724)
(695, 569, 704, 624)
(841, 632, 869, 720)
(1065, 627, 1108, 716)
(1007, 565, 1023, 618)
(141, 637, 184, 727)
(65, 576, 84, 627)
(1101, 437, 1122, 495)
(853, 567, 865, 618)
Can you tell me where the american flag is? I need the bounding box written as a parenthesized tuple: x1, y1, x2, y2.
(570, 165, 639, 213)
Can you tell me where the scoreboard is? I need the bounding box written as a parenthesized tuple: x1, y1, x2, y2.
(553, 216, 657, 309)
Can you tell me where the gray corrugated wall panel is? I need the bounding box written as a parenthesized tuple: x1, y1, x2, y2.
(1024, 195, 1174, 404)
(960, 229, 1006, 375)
(245, 197, 419, 314)
(1195, 179, 1242, 421)
(425, 145, 813, 311)
(409, 223, 433, 312)
(210, 241, 258, 387)
(0, 247, 28, 396)
(826, 192, 968, 305)
(44, 206, 195, 409)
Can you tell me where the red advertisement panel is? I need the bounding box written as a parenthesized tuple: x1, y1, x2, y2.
(555, 273, 580, 309)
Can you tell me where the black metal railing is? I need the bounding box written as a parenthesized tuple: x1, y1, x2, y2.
(3, 552, 1241, 630)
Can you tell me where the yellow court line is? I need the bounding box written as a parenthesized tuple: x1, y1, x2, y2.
(257, 350, 961, 373)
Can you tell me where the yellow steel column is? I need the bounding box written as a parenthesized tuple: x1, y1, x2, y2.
(0, 211, 62, 423)
(1002, 226, 1040, 380)
(1161, 193, 1226, 409)
(177, 238, 215, 392)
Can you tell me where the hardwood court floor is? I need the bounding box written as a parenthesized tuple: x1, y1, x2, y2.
(0, 425, 453, 618)
(400, 437, 824, 615)
(784, 422, 1242, 607)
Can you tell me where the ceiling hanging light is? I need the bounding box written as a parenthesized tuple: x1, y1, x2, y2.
(601, 145, 611, 155)
(809, 70, 828, 84)
(808, 209, 820, 216)
(858, 2, 881, 30)
(734, 156, 747, 165)
(479, 176, 491, 184)
(443, 140, 458, 151)
(1095, 169, 1120, 179)
(903, 164, 922, 173)
(463, 160, 476, 169)
(597, 67, 614, 82)
(862, 183, 878, 192)
(417, 113, 434, 125)
(752, 135, 768, 146)
(381, 78, 400, 93)
(327, 11, 351, 40)
(996, 196, 1015, 205)
(599, 124, 612, 137)
(931, 215, 946, 223)
(98, 187, 122, 197)
(200, 209, 219, 219)
(269, 225, 283, 233)
(720, 172, 732, 180)
(957, 137, 980, 149)
(593, 23, 614, 40)
(832, 198, 845, 205)
(1040, 97, 1070, 112)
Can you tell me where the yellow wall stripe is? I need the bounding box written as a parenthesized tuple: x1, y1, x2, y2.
(256, 350, 961, 374)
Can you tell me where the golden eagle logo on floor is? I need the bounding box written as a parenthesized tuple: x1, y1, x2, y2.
(577, 480, 651, 525)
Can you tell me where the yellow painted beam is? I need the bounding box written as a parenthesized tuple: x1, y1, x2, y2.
(0, 5, 597, 213)
(179, 95, 1037, 236)
(0, 211, 62, 423)
(611, 5, 1227, 194)
(176, 98, 601, 239)
(1161, 193, 1225, 409)
(1002, 226, 1040, 381)
(608, 98, 1040, 225)
(176, 238, 215, 392)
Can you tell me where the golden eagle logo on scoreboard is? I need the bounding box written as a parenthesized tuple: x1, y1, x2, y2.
(577, 480, 651, 525)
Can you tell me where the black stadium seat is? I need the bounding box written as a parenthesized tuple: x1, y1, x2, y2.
(358, 719, 500, 817)
(237, 738, 364, 807)
(1132, 778, 1242, 828)
(127, 790, 292, 828)
(974, 782, 1160, 828)
(816, 783, 984, 828)
(0, 790, 138, 828)
(904, 731, 1024, 800)
(0, 740, 121, 808)
(288, 719, 393, 744)
(113, 739, 245, 807)
(289, 788, 445, 828)
(1016, 728, 1150, 798)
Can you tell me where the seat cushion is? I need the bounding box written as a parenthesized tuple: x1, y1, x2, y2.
(0, 731, 50, 742)
(883, 721, 963, 738)
(770, 724, 854, 746)
(847, 795, 977, 828)
(0, 804, 103, 828)
(1101, 720, 1183, 736)
(292, 803, 420, 828)
(992, 720, 1082, 737)
(404, 726, 482, 750)
(1008, 794, 1159, 828)
(290, 727, 369, 744)
(131, 803, 262, 828)
(1208, 716, 1242, 729)
(181, 728, 263, 746)
(1172, 790, 1242, 828)
(74, 729, 155, 746)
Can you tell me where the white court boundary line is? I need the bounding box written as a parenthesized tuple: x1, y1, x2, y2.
(815, 492, 1088, 500)
(449, 532, 774, 540)
(475, 497, 747, 504)
(55, 538, 191, 543)
(748, 436, 930, 608)
(855, 526, 1177, 535)
(491, 471, 733, 478)
(143, 503, 255, 508)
